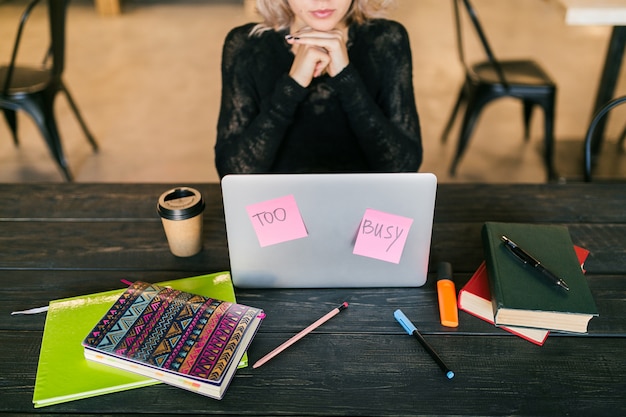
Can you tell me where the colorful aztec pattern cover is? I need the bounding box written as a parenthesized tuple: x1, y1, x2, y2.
(82, 281, 262, 386)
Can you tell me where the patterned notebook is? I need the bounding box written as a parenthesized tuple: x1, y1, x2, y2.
(82, 281, 264, 400)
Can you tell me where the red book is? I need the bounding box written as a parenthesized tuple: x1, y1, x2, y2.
(458, 246, 590, 346)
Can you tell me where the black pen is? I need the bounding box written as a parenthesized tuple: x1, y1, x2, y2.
(500, 235, 570, 291)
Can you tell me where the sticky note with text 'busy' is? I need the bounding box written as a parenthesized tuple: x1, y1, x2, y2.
(353, 208, 413, 264)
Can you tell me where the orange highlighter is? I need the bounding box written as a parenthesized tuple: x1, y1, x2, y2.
(437, 262, 459, 327)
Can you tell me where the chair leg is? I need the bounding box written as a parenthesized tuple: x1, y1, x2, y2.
(449, 94, 488, 176)
(522, 101, 533, 142)
(542, 104, 557, 181)
(618, 123, 626, 151)
(61, 83, 98, 152)
(3, 109, 19, 145)
(22, 95, 73, 181)
(441, 86, 467, 143)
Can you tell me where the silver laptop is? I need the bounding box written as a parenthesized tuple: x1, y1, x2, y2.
(221, 173, 437, 288)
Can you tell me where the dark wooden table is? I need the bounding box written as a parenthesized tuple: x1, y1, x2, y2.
(1, 183, 625, 416)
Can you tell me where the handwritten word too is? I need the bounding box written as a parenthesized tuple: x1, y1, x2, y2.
(250, 208, 287, 227)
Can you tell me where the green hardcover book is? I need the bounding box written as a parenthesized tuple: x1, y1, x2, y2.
(482, 222, 598, 334)
(33, 272, 245, 408)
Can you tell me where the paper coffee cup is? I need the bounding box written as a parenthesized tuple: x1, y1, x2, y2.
(157, 187, 205, 257)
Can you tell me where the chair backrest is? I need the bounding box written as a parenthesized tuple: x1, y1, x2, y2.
(453, 0, 508, 87)
(2, 0, 68, 93)
(2, 0, 40, 93)
(584, 95, 626, 181)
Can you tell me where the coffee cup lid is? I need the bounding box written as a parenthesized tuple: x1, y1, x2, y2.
(157, 187, 205, 220)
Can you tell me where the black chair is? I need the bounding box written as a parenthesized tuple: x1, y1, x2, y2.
(617, 123, 626, 150)
(584, 95, 626, 182)
(0, 0, 98, 181)
(441, 0, 557, 180)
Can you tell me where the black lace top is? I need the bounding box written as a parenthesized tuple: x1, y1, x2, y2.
(215, 19, 423, 178)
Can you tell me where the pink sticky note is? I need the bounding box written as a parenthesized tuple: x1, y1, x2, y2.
(353, 209, 414, 264)
(246, 195, 308, 247)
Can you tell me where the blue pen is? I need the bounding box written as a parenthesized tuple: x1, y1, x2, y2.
(394, 309, 455, 379)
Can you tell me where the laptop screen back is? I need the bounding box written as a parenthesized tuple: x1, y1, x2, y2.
(221, 173, 437, 288)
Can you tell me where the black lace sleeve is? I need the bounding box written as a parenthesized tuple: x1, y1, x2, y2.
(328, 22, 422, 172)
(215, 25, 309, 177)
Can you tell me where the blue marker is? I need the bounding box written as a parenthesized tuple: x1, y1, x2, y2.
(394, 309, 455, 379)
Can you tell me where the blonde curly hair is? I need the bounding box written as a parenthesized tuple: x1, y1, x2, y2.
(251, 0, 397, 35)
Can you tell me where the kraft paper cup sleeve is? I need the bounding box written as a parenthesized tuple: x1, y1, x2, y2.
(157, 187, 205, 257)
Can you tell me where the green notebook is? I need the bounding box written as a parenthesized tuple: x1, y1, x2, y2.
(33, 272, 245, 408)
(482, 222, 598, 334)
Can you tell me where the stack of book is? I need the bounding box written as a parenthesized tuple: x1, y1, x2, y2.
(33, 272, 263, 407)
(458, 222, 598, 346)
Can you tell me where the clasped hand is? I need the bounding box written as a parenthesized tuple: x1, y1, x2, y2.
(286, 27, 349, 87)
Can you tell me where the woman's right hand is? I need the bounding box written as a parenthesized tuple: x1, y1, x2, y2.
(287, 28, 349, 87)
(288, 42, 331, 87)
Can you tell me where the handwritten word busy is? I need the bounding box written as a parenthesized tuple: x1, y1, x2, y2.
(360, 219, 405, 252)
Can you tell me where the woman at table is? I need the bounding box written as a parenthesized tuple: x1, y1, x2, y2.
(215, 0, 423, 178)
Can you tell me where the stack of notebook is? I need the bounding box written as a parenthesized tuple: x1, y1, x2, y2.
(33, 272, 263, 407)
(458, 222, 598, 346)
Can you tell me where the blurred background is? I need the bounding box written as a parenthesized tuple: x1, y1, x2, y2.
(0, 0, 624, 183)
